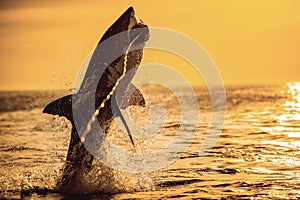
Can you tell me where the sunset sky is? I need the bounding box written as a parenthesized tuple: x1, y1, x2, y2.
(0, 0, 299, 90)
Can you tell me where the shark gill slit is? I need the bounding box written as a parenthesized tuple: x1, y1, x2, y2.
(80, 34, 141, 145)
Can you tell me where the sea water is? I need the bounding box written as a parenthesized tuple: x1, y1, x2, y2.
(0, 83, 299, 199)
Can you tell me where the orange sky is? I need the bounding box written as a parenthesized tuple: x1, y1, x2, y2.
(0, 0, 299, 90)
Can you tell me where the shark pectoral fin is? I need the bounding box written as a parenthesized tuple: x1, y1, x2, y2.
(115, 83, 145, 109)
(111, 83, 145, 146)
(119, 110, 135, 147)
(111, 94, 135, 146)
(43, 94, 73, 121)
(128, 83, 145, 107)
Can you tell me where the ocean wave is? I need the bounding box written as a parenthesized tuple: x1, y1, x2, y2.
(0, 90, 70, 113)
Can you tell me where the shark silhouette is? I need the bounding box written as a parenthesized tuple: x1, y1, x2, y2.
(43, 7, 150, 194)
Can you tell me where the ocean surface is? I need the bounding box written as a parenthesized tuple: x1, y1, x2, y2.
(0, 83, 299, 199)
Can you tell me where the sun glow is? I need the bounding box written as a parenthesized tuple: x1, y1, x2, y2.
(0, 1, 300, 90)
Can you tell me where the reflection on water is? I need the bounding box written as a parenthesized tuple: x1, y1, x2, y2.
(284, 82, 300, 120)
(0, 83, 300, 199)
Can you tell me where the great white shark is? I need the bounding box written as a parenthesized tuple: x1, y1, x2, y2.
(43, 7, 151, 195)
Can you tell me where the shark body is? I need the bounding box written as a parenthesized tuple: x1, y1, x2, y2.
(43, 7, 150, 194)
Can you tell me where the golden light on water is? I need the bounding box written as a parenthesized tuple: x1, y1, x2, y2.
(285, 82, 300, 114)
(262, 82, 300, 136)
(280, 82, 300, 138)
(275, 82, 300, 124)
(260, 82, 300, 153)
(276, 82, 300, 166)
(285, 82, 300, 145)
